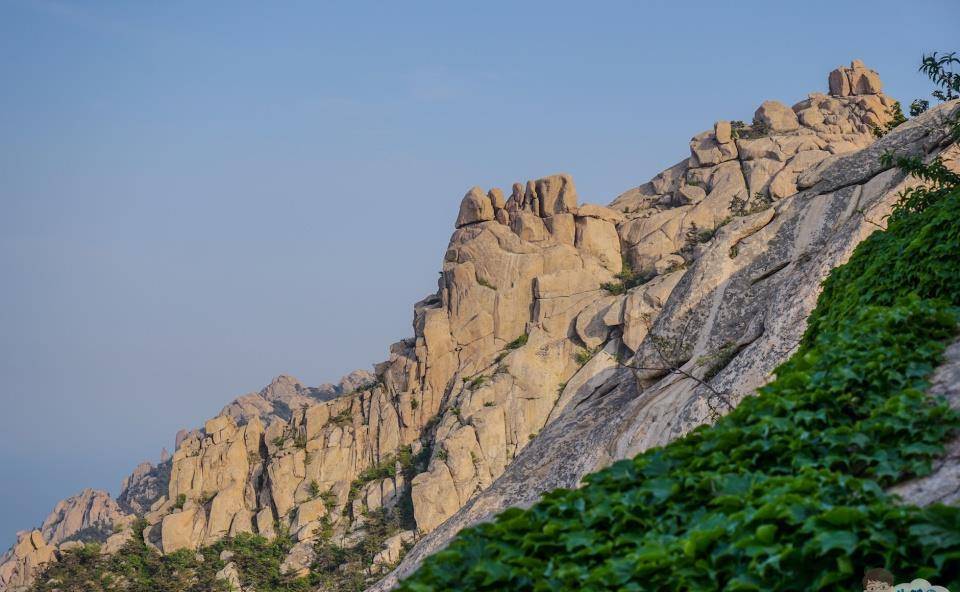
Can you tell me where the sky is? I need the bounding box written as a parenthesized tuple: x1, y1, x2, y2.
(1, 0, 958, 548)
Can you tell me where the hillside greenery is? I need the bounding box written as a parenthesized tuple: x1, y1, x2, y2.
(394, 56, 960, 592)
(26, 55, 960, 592)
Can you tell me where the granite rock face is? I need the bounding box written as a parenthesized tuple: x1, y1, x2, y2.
(3, 61, 958, 592)
(370, 79, 959, 590)
(0, 489, 132, 591)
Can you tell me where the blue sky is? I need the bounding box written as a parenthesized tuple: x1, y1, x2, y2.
(1, 0, 957, 546)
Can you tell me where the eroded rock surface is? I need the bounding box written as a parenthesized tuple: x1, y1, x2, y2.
(370, 79, 958, 591)
(4, 61, 957, 592)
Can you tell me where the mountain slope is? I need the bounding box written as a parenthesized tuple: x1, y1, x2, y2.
(392, 149, 960, 591)
(2, 60, 958, 592)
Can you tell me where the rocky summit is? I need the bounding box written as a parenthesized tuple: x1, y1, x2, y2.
(3, 60, 959, 592)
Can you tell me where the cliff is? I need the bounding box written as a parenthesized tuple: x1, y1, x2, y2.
(3, 60, 958, 592)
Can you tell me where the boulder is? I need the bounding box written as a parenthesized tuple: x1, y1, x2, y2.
(455, 187, 495, 227)
(754, 100, 799, 133)
(575, 217, 621, 273)
(160, 505, 206, 553)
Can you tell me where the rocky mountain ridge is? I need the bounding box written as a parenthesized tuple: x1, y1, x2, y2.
(3, 59, 958, 592)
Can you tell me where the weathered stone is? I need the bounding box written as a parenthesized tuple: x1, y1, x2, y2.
(544, 213, 575, 244)
(715, 120, 732, 144)
(754, 100, 799, 132)
(455, 187, 495, 227)
(160, 505, 206, 553)
(574, 217, 621, 273)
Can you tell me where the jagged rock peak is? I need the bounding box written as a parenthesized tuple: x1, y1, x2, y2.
(454, 173, 579, 229)
(219, 369, 375, 424)
(829, 59, 883, 96)
(0, 489, 133, 591)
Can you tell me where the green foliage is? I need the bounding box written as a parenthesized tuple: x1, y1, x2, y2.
(920, 51, 959, 102)
(910, 99, 930, 117)
(729, 119, 768, 140)
(729, 191, 773, 218)
(172, 494, 186, 511)
(410, 397, 419, 410)
(31, 520, 308, 592)
(347, 379, 382, 395)
(293, 432, 308, 449)
(476, 276, 497, 290)
(396, 185, 960, 590)
(601, 259, 655, 295)
(310, 507, 406, 591)
(574, 348, 597, 367)
(319, 489, 338, 510)
(872, 101, 908, 138)
(504, 333, 529, 350)
(699, 342, 737, 381)
(331, 409, 353, 426)
(466, 375, 487, 390)
(879, 153, 960, 223)
(915, 51, 960, 141)
(681, 218, 730, 262)
(308, 479, 321, 499)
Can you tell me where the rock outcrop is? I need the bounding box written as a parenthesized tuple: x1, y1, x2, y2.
(371, 92, 959, 590)
(4, 60, 957, 592)
(0, 489, 132, 591)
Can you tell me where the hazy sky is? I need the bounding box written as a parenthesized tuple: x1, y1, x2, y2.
(1, 0, 958, 547)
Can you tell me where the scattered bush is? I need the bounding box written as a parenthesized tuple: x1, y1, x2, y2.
(331, 409, 353, 426)
(466, 375, 487, 390)
(574, 348, 597, 367)
(601, 259, 655, 295)
(504, 333, 529, 350)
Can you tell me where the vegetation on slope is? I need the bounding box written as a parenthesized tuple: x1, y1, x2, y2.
(31, 522, 301, 592)
(396, 195, 960, 591)
(26, 53, 960, 592)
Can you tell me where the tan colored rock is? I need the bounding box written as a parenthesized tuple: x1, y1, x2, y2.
(205, 484, 245, 545)
(575, 204, 626, 223)
(0, 530, 55, 591)
(754, 100, 799, 133)
(255, 508, 276, 539)
(622, 270, 686, 352)
(373, 531, 416, 567)
(829, 60, 883, 96)
(544, 213, 575, 244)
(689, 130, 738, 166)
(280, 541, 315, 578)
(768, 150, 831, 199)
(575, 217, 621, 273)
(531, 174, 578, 216)
(715, 120, 732, 144)
(293, 498, 327, 532)
(455, 187, 494, 228)
(161, 505, 206, 553)
(575, 296, 618, 349)
(677, 183, 707, 205)
(797, 107, 824, 127)
(215, 561, 242, 591)
(487, 188, 506, 210)
(411, 464, 460, 533)
(510, 210, 550, 242)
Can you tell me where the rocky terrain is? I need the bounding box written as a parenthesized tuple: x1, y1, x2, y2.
(2, 59, 958, 592)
